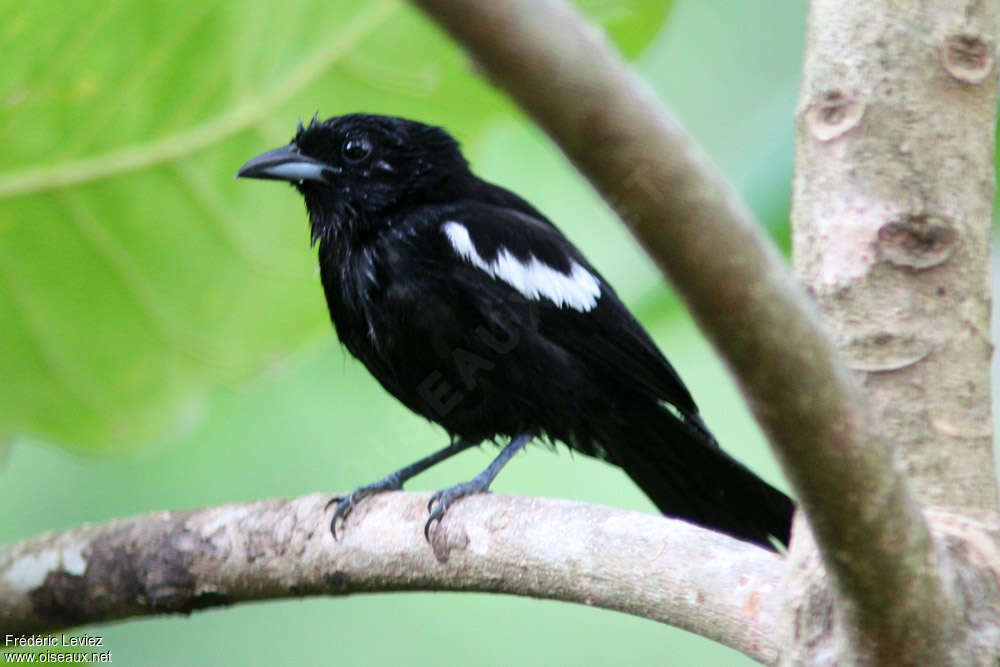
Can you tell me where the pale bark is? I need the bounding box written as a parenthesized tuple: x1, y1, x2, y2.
(794, 0, 997, 512)
(784, 0, 1000, 663)
(0, 493, 785, 664)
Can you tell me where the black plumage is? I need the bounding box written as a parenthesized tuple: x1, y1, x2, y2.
(237, 114, 794, 550)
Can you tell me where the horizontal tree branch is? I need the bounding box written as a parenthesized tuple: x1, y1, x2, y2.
(0, 493, 785, 664)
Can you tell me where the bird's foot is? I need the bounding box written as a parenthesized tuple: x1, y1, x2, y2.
(327, 475, 403, 540)
(422, 433, 533, 540)
(424, 478, 491, 540)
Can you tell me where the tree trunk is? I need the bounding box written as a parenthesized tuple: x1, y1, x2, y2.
(784, 0, 999, 663)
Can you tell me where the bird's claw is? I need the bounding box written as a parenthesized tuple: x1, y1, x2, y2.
(327, 477, 402, 540)
(328, 496, 355, 541)
(423, 480, 490, 540)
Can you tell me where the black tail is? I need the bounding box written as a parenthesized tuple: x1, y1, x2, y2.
(596, 406, 794, 551)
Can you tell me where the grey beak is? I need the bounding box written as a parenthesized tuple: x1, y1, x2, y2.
(235, 144, 335, 183)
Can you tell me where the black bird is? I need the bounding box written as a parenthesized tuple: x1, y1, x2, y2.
(236, 114, 794, 550)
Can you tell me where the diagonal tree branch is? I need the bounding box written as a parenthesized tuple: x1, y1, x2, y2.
(407, 0, 962, 662)
(0, 493, 785, 664)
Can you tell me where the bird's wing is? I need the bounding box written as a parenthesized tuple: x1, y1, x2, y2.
(432, 202, 700, 419)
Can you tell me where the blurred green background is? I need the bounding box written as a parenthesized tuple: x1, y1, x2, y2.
(0, 1, 805, 664)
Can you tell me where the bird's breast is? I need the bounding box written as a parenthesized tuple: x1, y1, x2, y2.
(317, 239, 388, 352)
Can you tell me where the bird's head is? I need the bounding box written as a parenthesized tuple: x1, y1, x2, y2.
(236, 113, 468, 244)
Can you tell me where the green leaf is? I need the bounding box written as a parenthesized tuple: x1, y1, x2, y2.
(0, 0, 670, 453)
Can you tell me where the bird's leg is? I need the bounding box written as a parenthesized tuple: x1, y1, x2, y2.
(424, 432, 533, 539)
(328, 438, 478, 539)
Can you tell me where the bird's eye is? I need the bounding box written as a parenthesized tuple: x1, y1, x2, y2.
(342, 137, 372, 163)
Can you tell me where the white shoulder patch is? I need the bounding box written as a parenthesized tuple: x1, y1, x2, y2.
(443, 221, 601, 312)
